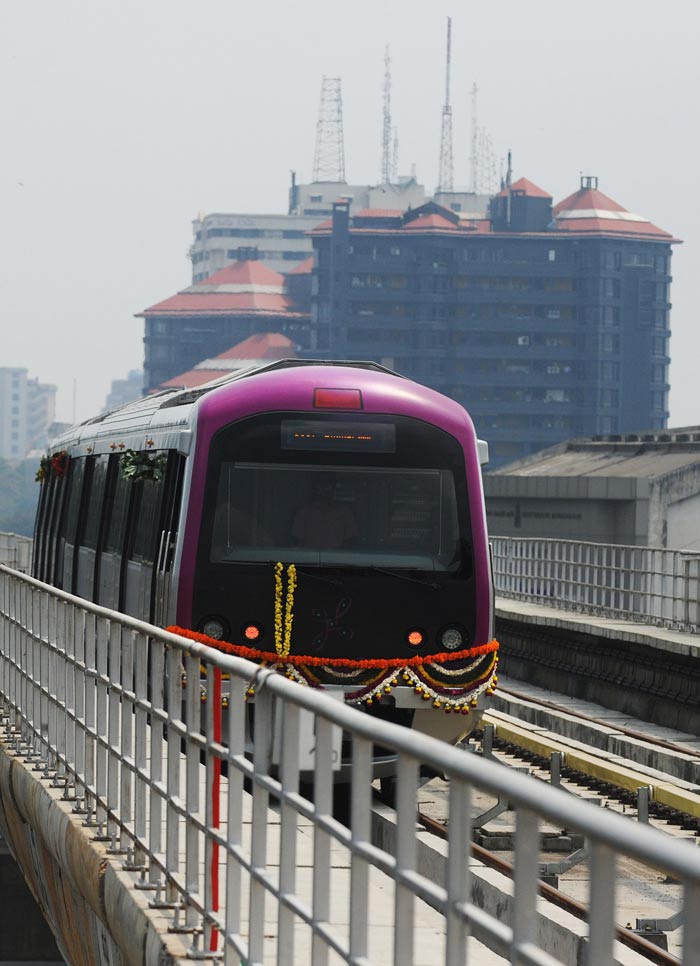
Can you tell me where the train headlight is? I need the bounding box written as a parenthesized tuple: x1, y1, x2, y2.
(200, 617, 226, 641)
(406, 629, 424, 647)
(440, 627, 463, 650)
(243, 623, 263, 642)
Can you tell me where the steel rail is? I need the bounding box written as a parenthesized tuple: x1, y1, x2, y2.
(417, 810, 681, 966)
(498, 684, 700, 760)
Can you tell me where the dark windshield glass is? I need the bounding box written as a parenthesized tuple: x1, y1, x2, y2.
(211, 462, 461, 570)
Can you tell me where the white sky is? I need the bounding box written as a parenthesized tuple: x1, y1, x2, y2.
(1, 0, 697, 426)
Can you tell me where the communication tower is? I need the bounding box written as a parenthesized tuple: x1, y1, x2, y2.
(437, 17, 454, 193)
(381, 47, 393, 185)
(313, 77, 346, 183)
(469, 82, 478, 194)
(469, 81, 499, 196)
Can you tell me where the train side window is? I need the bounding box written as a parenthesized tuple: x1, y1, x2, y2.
(32, 473, 52, 579)
(82, 456, 109, 551)
(60, 458, 86, 592)
(104, 462, 132, 555)
(129, 463, 166, 566)
(44, 474, 67, 585)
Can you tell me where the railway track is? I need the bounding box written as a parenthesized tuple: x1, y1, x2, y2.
(406, 675, 700, 962)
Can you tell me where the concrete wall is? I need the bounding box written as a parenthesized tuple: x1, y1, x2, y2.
(485, 497, 641, 544)
(0, 747, 192, 965)
(649, 463, 700, 549)
(666, 492, 700, 550)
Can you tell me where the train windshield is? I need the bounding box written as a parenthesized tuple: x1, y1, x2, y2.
(211, 462, 461, 570)
(204, 412, 472, 573)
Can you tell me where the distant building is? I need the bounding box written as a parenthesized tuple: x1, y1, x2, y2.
(189, 176, 491, 282)
(138, 261, 310, 393)
(159, 332, 298, 390)
(0, 368, 56, 460)
(483, 427, 700, 549)
(310, 176, 679, 467)
(103, 369, 143, 413)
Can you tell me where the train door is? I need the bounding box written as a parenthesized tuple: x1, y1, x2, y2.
(122, 451, 175, 623)
(152, 453, 185, 627)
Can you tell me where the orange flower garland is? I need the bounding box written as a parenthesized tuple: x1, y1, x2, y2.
(167, 625, 499, 712)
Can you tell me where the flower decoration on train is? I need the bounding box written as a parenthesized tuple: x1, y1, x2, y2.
(36, 451, 69, 482)
(51, 451, 68, 479)
(35, 455, 51, 483)
(168, 623, 499, 714)
(273, 562, 297, 657)
(119, 448, 165, 482)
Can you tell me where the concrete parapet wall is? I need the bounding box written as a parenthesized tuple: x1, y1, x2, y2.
(0, 745, 190, 966)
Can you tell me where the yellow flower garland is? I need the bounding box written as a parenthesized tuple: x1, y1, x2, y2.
(274, 562, 297, 657)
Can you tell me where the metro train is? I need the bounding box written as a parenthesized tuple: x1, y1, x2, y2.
(32, 360, 497, 760)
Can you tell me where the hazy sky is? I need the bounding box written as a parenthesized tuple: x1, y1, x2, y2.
(1, 0, 698, 426)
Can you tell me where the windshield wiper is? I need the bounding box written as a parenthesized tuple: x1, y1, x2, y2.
(296, 568, 342, 586)
(367, 566, 441, 590)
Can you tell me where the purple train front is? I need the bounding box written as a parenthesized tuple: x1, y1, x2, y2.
(32, 360, 497, 759)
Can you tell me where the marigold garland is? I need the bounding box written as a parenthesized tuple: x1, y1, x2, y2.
(169, 624, 499, 712)
(273, 562, 297, 656)
(167, 625, 499, 670)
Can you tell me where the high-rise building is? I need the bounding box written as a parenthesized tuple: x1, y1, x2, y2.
(0, 368, 57, 460)
(309, 176, 679, 468)
(189, 176, 490, 282)
(102, 370, 144, 413)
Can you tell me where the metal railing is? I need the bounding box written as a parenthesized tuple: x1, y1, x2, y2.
(2, 564, 700, 964)
(0, 533, 32, 573)
(492, 536, 700, 633)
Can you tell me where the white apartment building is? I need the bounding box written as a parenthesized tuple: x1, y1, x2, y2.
(0, 368, 57, 460)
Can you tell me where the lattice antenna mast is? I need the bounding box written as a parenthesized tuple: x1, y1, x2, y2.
(381, 46, 393, 184)
(437, 16, 454, 193)
(392, 129, 399, 183)
(313, 77, 346, 183)
(470, 82, 478, 193)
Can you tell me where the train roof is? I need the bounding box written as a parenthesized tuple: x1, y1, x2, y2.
(48, 361, 403, 453)
(48, 360, 487, 463)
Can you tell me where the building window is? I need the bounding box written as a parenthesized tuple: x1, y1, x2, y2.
(310, 194, 323, 202)
(548, 249, 556, 261)
(624, 252, 653, 267)
(599, 389, 619, 407)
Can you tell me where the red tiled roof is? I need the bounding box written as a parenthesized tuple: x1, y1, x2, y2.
(217, 332, 295, 359)
(553, 217, 674, 239)
(553, 186, 627, 215)
(290, 256, 314, 274)
(138, 259, 307, 316)
(161, 370, 222, 389)
(159, 333, 298, 390)
(496, 177, 551, 199)
(553, 187, 673, 239)
(401, 213, 459, 231)
(353, 208, 405, 218)
(193, 260, 285, 289)
(141, 292, 299, 316)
